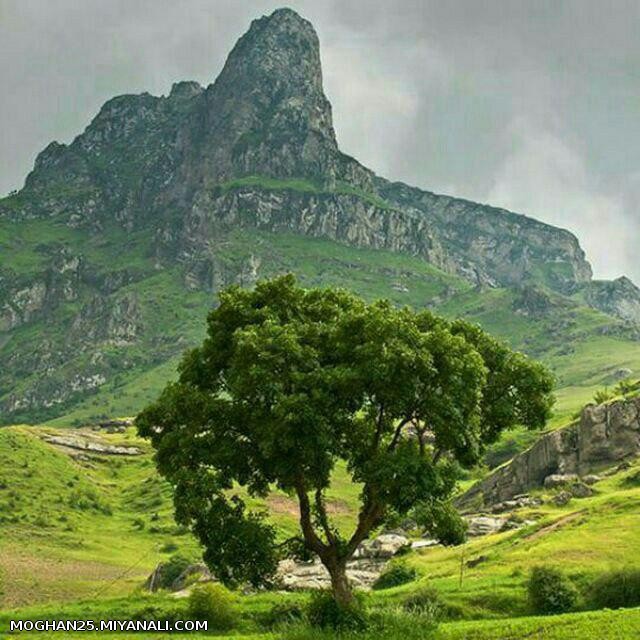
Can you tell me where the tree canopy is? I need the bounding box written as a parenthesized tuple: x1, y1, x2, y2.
(137, 275, 554, 605)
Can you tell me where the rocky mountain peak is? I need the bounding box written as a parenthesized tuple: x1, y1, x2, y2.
(585, 276, 640, 324)
(169, 81, 203, 100)
(214, 8, 327, 99)
(192, 7, 339, 184)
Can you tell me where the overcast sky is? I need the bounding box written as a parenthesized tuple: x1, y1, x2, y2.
(1, 0, 638, 281)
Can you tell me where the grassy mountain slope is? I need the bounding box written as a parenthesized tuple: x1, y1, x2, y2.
(0, 425, 362, 608)
(3, 423, 640, 638)
(3, 206, 639, 427)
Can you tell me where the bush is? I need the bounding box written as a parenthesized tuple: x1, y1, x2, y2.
(306, 590, 367, 630)
(614, 379, 637, 396)
(402, 585, 463, 621)
(403, 586, 443, 617)
(589, 568, 640, 610)
(280, 609, 437, 640)
(261, 601, 305, 629)
(527, 566, 577, 614)
(368, 608, 438, 639)
(132, 605, 183, 624)
(157, 554, 191, 590)
(187, 583, 236, 631)
(373, 564, 417, 590)
(593, 388, 614, 404)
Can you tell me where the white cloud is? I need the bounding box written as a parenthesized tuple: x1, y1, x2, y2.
(487, 118, 636, 281)
(322, 37, 450, 177)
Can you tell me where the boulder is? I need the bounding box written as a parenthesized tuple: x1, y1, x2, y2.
(552, 491, 573, 506)
(277, 557, 387, 591)
(569, 482, 594, 498)
(278, 532, 410, 591)
(582, 474, 602, 485)
(354, 533, 410, 559)
(544, 474, 579, 489)
(466, 515, 507, 537)
(411, 539, 439, 550)
(490, 495, 543, 513)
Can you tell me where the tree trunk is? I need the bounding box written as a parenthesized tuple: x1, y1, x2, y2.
(327, 561, 353, 608)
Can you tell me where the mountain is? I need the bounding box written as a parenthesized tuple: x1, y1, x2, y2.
(2, 7, 640, 424)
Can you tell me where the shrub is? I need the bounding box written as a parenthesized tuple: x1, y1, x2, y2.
(280, 608, 437, 639)
(402, 585, 464, 621)
(593, 388, 614, 404)
(68, 488, 112, 515)
(372, 564, 417, 590)
(261, 601, 305, 629)
(622, 471, 640, 487)
(589, 568, 640, 610)
(157, 554, 191, 590)
(367, 608, 439, 639)
(306, 590, 367, 630)
(403, 586, 443, 617)
(614, 379, 637, 396)
(527, 566, 577, 614)
(187, 583, 236, 631)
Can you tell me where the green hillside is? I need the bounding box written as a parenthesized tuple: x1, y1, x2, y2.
(3, 421, 640, 638)
(3, 211, 639, 429)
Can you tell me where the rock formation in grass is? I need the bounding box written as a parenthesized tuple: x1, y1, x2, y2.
(459, 395, 640, 509)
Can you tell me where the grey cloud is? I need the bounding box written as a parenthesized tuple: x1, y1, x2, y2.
(1, 0, 638, 280)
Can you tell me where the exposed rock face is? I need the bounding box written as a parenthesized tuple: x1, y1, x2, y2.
(512, 284, 556, 317)
(458, 395, 640, 509)
(376, 180, 593, 292)
(43, 434, 141, 456)
(186, 8, 356, 187)
(0, 7, 595, 297)
(0, 7, 638, 420)
(585, 277, 640, 324)
(145, 562, 214, 593)
(277, 533, 410, 591)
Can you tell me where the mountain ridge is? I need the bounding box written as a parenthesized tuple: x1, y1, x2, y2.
(1, 7, 640, 423)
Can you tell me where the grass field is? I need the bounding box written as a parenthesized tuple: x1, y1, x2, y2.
(3, 420, 640, 638)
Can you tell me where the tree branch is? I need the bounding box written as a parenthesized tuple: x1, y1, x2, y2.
(345, 496, 384, 558)
(370, 402, 386, 453)
(294, 481, 327, 556)
(388, 415, 414, 451)
(314, 489, 336, 545)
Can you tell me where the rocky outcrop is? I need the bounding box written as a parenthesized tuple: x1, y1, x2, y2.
(0, 248, 83, 331)
(277, 533, 410, 591)
(458, 395, 640, 509)
(512, 284, 556, 317)
(376, 180, 593, 293)
(0, 8, 599, 298)
(585, 277, 640, 324)
(1, 7, 639, 422)
(145, 562, 214, 593)
(43, 434, 141, 456)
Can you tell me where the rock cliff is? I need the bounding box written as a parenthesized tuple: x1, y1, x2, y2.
(458, 395, 640, 509)
(0, 7, 638, 421)
(0, 8, 596, 294)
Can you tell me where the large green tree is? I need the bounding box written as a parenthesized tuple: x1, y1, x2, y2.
(137, 275, 554, 606)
